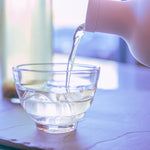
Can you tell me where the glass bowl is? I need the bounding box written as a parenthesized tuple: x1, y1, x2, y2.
(13, 63, 100, 134)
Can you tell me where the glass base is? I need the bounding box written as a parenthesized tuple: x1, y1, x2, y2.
(36, 122, 77, 134)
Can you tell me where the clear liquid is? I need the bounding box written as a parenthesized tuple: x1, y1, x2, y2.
(66, 23, 85, 89)
(17, 85, 95, 126)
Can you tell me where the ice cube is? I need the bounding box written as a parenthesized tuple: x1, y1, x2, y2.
(22, 90, 35, 100)
(66, 91, 82, 102)
(29, 92, 50, 102)
(48, 91, 58, 102)
(56, 93, 67, 101)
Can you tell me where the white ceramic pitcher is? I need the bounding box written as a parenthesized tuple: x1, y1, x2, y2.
(85, 0, 150, 67)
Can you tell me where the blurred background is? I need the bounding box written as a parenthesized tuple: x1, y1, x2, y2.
(0, 0, 137, 67)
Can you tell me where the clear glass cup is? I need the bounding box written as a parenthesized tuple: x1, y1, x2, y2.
(13, 63, 100, 134)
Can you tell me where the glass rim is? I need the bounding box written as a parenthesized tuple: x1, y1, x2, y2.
(13, 63, 100, 73)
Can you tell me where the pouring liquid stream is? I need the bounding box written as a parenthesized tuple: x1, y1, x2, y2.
(66, 23, 85, 90)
